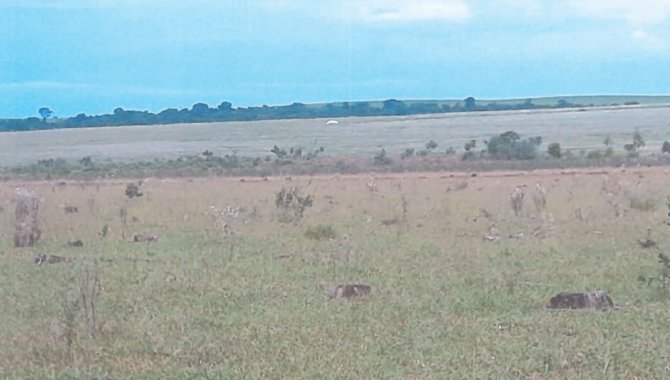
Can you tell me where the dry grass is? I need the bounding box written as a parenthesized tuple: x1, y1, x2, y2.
(1, 167, 670, 378)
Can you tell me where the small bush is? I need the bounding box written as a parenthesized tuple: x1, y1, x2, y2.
(304, 224, 337, 241)
(374, 149, 392, 165)
(275, 186, 313, 222)
(401, 148, 415, 160)
(586, 150, 603, 160)
(125, 183, 143, 198)
(445, 147, 456, 155)
(461, 151, 477, 161)
(485, 131, 541, 160)
(662, 141, 670, 154)
(425, 140, 438, 151)
(547, 142, 561, 158)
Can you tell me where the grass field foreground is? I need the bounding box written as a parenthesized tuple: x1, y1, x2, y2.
(1, 168, 670, 378)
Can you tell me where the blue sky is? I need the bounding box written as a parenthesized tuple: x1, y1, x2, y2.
(1, 0, 669, 118)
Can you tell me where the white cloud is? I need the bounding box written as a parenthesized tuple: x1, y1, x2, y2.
(566, 0, 670, 26)
(352, 0, 471, 22)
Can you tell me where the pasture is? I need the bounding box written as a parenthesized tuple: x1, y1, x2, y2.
(1, 105, 670, 166)
(1, 167, 670, 378)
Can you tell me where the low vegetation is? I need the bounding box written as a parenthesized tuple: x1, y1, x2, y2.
(1, 169, 670, 378)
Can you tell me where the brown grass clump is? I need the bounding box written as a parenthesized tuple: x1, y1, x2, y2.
(304, 224, 337, 241)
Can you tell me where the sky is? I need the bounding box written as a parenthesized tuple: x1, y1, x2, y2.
(1, 0, 670, 118)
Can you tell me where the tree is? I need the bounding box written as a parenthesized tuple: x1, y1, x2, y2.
(191, 103, 212, 116)
(38, 107, 53, 122)
(464, 97, 476, 111)
(382, 99, 407, 115)
(547, 142, 561, 158)
(217, 101, 233, 111)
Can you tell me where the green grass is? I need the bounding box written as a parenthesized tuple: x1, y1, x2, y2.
(1, 170, 669, 378)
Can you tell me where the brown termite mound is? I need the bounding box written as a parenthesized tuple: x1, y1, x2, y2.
(326, 284, 372, 299)
(13, 188, 41, 248)
(545, 291, 614, 311)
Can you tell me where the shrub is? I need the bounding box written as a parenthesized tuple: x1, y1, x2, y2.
(125, 183, 143, 198)
(425, 140, 438, 151)
(400, 148, 415, 160)
(275, 186, 313, 222)
(445, 147, 456, 155)
(374, 149, 392, 165)
(486, 131, 541, 160)
(461, 151, 477, 161)
(586, 150, 603, 160)
(662, 141, 670, 154)
(547, 142, 561, 158)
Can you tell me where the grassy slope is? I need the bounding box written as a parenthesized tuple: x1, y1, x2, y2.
(1, 169, 669, 378)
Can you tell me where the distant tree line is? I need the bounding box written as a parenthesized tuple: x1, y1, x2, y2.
(0, 97, 589, 132)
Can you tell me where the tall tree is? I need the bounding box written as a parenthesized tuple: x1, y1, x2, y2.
(38, 107, 53, 122)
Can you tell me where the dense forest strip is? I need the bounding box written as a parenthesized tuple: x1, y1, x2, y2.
(1, 95, 660, 132)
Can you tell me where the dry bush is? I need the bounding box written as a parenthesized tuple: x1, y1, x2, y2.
(275, 186, 312, 223)
(13, 188, 41, 247)
(510, 187, 525, 217)
(532, 183, 546, 213)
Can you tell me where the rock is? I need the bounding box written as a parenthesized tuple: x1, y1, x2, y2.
(327, 284, 371, 299)
(133, 234, 158, 243)
(64, 206, 78, 214)
(34, 254, 74, 265)
(67, 240, 84, 247)
(545, 291, 614, 311)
